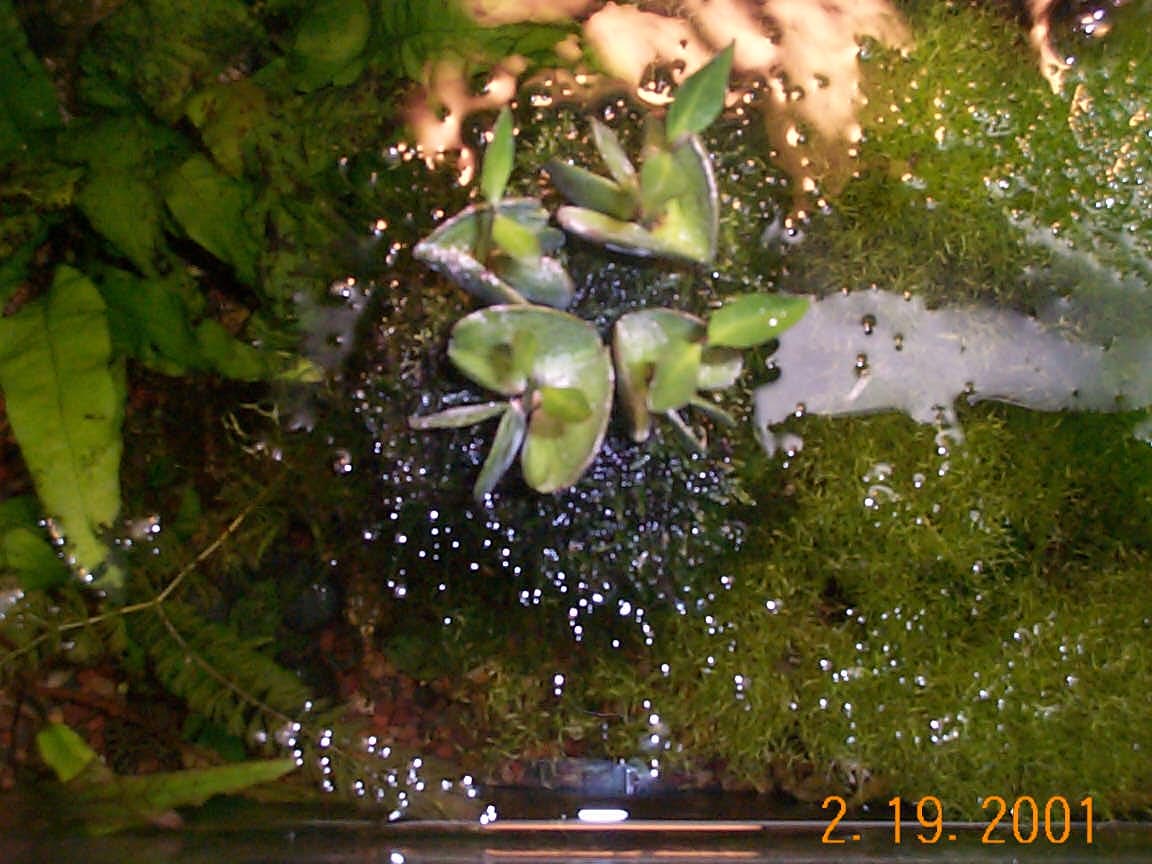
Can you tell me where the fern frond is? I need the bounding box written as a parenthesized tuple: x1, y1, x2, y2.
(130, 601, 312, 741)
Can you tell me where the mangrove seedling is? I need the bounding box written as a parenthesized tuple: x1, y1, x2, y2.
(613, 292, 809, 450)
(415, 108, 575, 308)
(409, 305, 613, 500)
(545, 44, 733, 264)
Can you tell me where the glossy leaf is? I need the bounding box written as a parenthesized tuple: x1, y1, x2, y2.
(555, 135, 717, 263)
(481, 107, 515, 204)
(639, 149, 688, 217)
(706, 293, 810, 348)
(445, 307, 612, 494)
(0, 266, 124, 590)
(545, 159, 637, 221)
(647, 137, 718, 262)
(415, 199, 573, 308)
(613, 309, 705, 441)
(492, 211, 541, 259)
(475, 400, 526, 501)
(538, 386, 592, 423)
(591, 118, 638, 190)
(649, 340, 703, 412)
(409, 401, 508, 430)
(665, 43, 734, 142)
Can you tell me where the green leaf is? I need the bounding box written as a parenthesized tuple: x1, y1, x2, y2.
(0, 497, 70, 590)
(184, 80, 270, 177)
(100, 270, 203, 374)
(492, 212, 541, 259)
(78, 172, 165, 275)
(475, 399, 526, 501)
(545, 159, 637, 221)
(415, 200, 573, 308)
(697, 346, 744, 390)
(0, 266, 124, 589)
(538, 386, 592, 423)
(37, 723, 103, 785)
(591, 118, 638, 190)
(639, 149, 689, 218)
(649, 340, 703, 412)
(443, 307, 613, 494)
(409, 401, 508, 430)
(706, 293, 810, 348)
(665, 43, 734, 142)
(195, 320, 319, 382)
(0, 0, 62, 162)
(612, 309, 705, 441)
(481, 107, 515, 204)
(164, 155, 260, 285)
(289, 0, 372, 91)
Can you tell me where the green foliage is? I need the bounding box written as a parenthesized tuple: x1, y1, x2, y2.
(130, 602, 315, 742)
(481, 107, 516, 204)
(0, 496, 70, 590)
(665, 43, 734, 143)
(378, 0, 576, 82)
(707, 293, 810, 349)
(0, 0, 62, 162)
(0, 266, 125, 590)
(288, 0, 372, 91)
(37, 722, 296, 834)
(164, 155, 261, 285)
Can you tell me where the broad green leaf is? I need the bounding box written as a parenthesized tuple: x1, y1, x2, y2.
(100, 270, 203, 374)
(591, 118, 638, 190)
(697, 346, 744, 390)
(511, 328, 538, 376)
(648, 137, 718, 263)
(415, 199, 572, 308)
(38, 719, 296, 835)
(164, 155, 260, 285)
(521, 333, 613, 493)
(290, 0, 371, 91)
(184, 80, 269, 177)
(481, 107, 516, 204)
(0, 266, 124, 589)
(0, 0, 62, 161)
(545, 159, 637, 221)
(78, 172, 164, 275)
(37, 723, 103, 785)
(409, 401, 508, 430)
(665, 43, 734, 142)
(475, 399, 526, 500)
(449, 309, 531, 395)
(639, 149, 688, 218)
(0, 497, 69, 589)
(556, 207, 665, 256)
(613, 309, 705, 441)
(706, 293, 810, 348)
(196, 320, 319, 382)
(491, 254, 574, 309)
(649, 340, 703, 412)
(538, 386, 592, 423)
(492, 212, 541, 259)
(441, 307, 612, 493)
